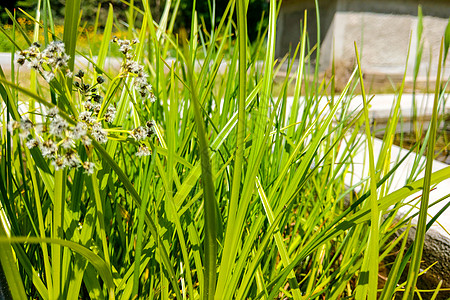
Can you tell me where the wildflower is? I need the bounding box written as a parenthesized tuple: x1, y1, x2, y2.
(92, 103, 101, 114)
(70, 122, 87, 140)
(35, 124, 46, 135)
(14, 52, 26, 65)
(40, 139, 57, 158)
(115, 39, 133, 54)
(81, 136, 92, 146)
(84, 101, 94, 110)
(131, 126, 148, 141)
(146, 121, 155, 136)
(19, 118, 33, 139)
(49, 115, 68, 137)
(82, 161, 95, 175)
(63, 149, 81, 168)
(136, 144, 151, 157)
(79, 111, 95, 124)
(134, 74, 153, 99)
(43, 71, 55, 82)
(97, 76, 105, 84)
(45, 49, 69, 69)
(75, 70, 84, 78)
(61, 137, 74, 149)
(20, 117, 33, 131)
(47, 107, 59, 117)
(149, 92, 156, 103)
(52, 156, 65, 171)
(104, 105, 116, 123)
(91, 123, 108, 144)
(91, 94, 102, 103)
(123, 60, 143, 74)
(7, 120, 20, 133)
(26, 139, 39, 149)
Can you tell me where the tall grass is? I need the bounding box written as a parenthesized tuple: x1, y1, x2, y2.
(1, 1, 450, 299)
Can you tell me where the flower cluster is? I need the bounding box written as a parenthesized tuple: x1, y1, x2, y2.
(112, 36, 156, 102)
(9, 39, 158, 176)
(73, 70, 116, 127)
(130, 121, 155, 157)
(15, 41, 72, 82)
(7, 108, 95, 174)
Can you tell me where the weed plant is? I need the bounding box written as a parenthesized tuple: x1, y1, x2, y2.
(1, 1, 450, 299)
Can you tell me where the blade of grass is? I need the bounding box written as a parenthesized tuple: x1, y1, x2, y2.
(52, 169, 65, 300)
(403, 38, 444, 300)
(0, 226, 27, 300)
(62, 0, 81, 87)
(0, 236, 115, 296)
(224, 0, 246, 280)
(354, 42, 380, 300)
(182, 31, 217, 300)
(91, 140, 182, 299)
(96, 4, 114, 71)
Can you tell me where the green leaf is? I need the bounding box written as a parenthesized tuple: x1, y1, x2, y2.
(0, 236, 114, 297)
(444, 17, 450, 62)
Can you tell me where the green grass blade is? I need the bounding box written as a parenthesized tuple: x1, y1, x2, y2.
(91, 140, 182, 299)
(403, 38, 444, 300)
(0, 236, 115, 295)
(354, 42, 379, 300)
(0, 227, 27, 300)
(96, 4, 114, 71)
(183, 33, 217, 300)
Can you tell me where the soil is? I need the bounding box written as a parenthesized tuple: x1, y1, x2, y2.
(375, 129, 450, 165)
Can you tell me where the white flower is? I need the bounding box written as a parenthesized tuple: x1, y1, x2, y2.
(70, 122, 87, 140)
(14, 52, 26, 65)
(18, 118, 33, 139)
(136, 145, 151, 157)
(92, 103, 101, 114)
(47, 107, 59, 117)
(43, 71, 55, 82)
(123, 60, 143, 74)
(26, 139, 39, 149)
(7, 120, 19, 133)
(84, 101, 94, 110)
(63, 150, 81, 168)
(20, 118, 33, 132)
(61, 137, 74, 149)
(35, 124, 45, 135)
(82, 161, 95, 175)
(149, 92, 156, 103)
(28, 58, 40, 70)
(49, 115, 68, 137)
(104, 105, 116, 123)
(40, 139, 58, 158)
(81, 136, 92, 146)
(116, 39, 133, 54)
(131, 126, 148, 141)
(79, 111, 95, 124)
(91, 123, 108, 144)
(52, 156, 66, 171)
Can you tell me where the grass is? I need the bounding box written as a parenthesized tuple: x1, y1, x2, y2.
(1, 1, 450, 299)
